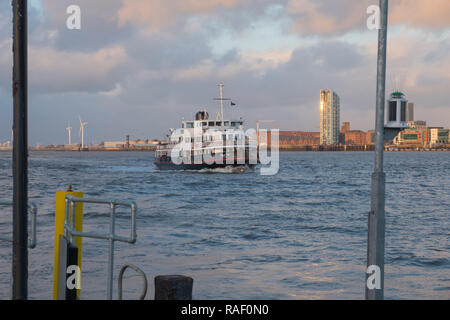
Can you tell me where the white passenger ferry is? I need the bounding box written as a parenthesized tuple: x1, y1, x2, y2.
(155, 84, 258, 170)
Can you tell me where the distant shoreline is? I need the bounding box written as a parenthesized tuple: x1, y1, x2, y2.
(1, 147, 448, 152)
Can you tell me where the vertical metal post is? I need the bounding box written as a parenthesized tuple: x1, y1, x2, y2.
(366, 0, 388, 300)
(107, 203, 116, 300)
(12, 0, 28, 300)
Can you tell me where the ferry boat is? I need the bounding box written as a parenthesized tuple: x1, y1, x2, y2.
(155, 83, 258, 171)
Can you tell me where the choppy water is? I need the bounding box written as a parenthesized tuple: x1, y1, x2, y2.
(0, 151, 448, 300)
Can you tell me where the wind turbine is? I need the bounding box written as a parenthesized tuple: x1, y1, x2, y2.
(79, 116, 88, 149)
(66, 123, 72, 145)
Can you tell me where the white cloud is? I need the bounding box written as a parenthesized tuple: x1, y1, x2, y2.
(29, 45, 128, 93)
(100, 83, 123, 97)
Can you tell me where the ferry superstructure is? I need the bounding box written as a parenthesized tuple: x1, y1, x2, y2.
(155, 84, 258, 170)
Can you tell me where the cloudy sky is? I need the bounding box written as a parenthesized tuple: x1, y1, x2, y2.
(0, 0, 449, 145)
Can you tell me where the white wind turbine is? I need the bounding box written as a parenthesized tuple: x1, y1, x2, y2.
(79, 116, 88, 149)
(66, 123, 72, 145)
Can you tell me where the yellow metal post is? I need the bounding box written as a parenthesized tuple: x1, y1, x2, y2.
(53, 191, 83, 300)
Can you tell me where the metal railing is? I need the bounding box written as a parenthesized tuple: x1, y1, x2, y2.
(64, 195, 137, 300)
(0, 202, 37, 249)
(118, 264, 148, 300)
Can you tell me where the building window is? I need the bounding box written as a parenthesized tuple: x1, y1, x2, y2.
(401, 102, 407, 122)
(389, 101, 397, 122)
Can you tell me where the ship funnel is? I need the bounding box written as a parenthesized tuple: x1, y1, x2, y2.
(195, 111, 209, 120)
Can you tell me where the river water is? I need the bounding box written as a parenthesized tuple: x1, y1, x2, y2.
(0, 151, 448, 300)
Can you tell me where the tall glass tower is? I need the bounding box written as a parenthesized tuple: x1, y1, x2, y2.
(320, 89, 340, 145)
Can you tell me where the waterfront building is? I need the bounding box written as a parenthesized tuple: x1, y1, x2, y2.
(339, 122, 370, 146)
(366, 130, 375, 145)
(0, 141, 12, 151)
(104, 138, 161, 150)
(320, 89, 340, 145)
(429, 128, 449, 146)
(345, 130, 368, 145)
(386, 91, 409, 129)
(393, 127, 429, 147)
(407, 120, 427, 129)
(341, 122, 350, 134)
(0, 141, 11, 147)
(104, 141, 126, 149)
(279, 131, 320, 147)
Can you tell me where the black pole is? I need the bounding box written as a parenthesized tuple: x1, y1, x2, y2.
(12, 0, 28, 300)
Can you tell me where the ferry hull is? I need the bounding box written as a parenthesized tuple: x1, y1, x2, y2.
(154, 160, 256, 171)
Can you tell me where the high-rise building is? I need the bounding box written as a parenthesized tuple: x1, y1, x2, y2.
(320, 89, 340, 145)
(407, 102, 414, 122)
(386, 91, 409, 129)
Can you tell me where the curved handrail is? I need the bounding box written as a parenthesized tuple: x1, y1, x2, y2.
(118, 264, 148, 300)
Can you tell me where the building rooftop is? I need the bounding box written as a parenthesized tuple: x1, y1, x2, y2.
(391, 91, 405, 99)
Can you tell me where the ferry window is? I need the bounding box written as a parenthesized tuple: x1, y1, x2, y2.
(231, 122, 237, 126)
(216, 122, 222, 126)
(202, 122, 207, 126)
(238, 122, 243, 126)
(224, 121, 230, 126)
(182, 123, 185, 128)
(186, 122, 194, 128)
(209, 121, 215, 126)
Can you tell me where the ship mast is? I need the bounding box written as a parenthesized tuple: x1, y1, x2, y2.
(214, 82, 231, 121)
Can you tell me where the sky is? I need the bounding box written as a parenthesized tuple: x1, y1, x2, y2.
(0, 0, 449, 145)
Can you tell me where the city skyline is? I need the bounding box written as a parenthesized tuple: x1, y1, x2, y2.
(2, 86, 447, 147)
(0, 0, 449, 145)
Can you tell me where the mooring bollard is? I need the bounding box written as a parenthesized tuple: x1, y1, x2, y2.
(154, 275, 193, 300)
